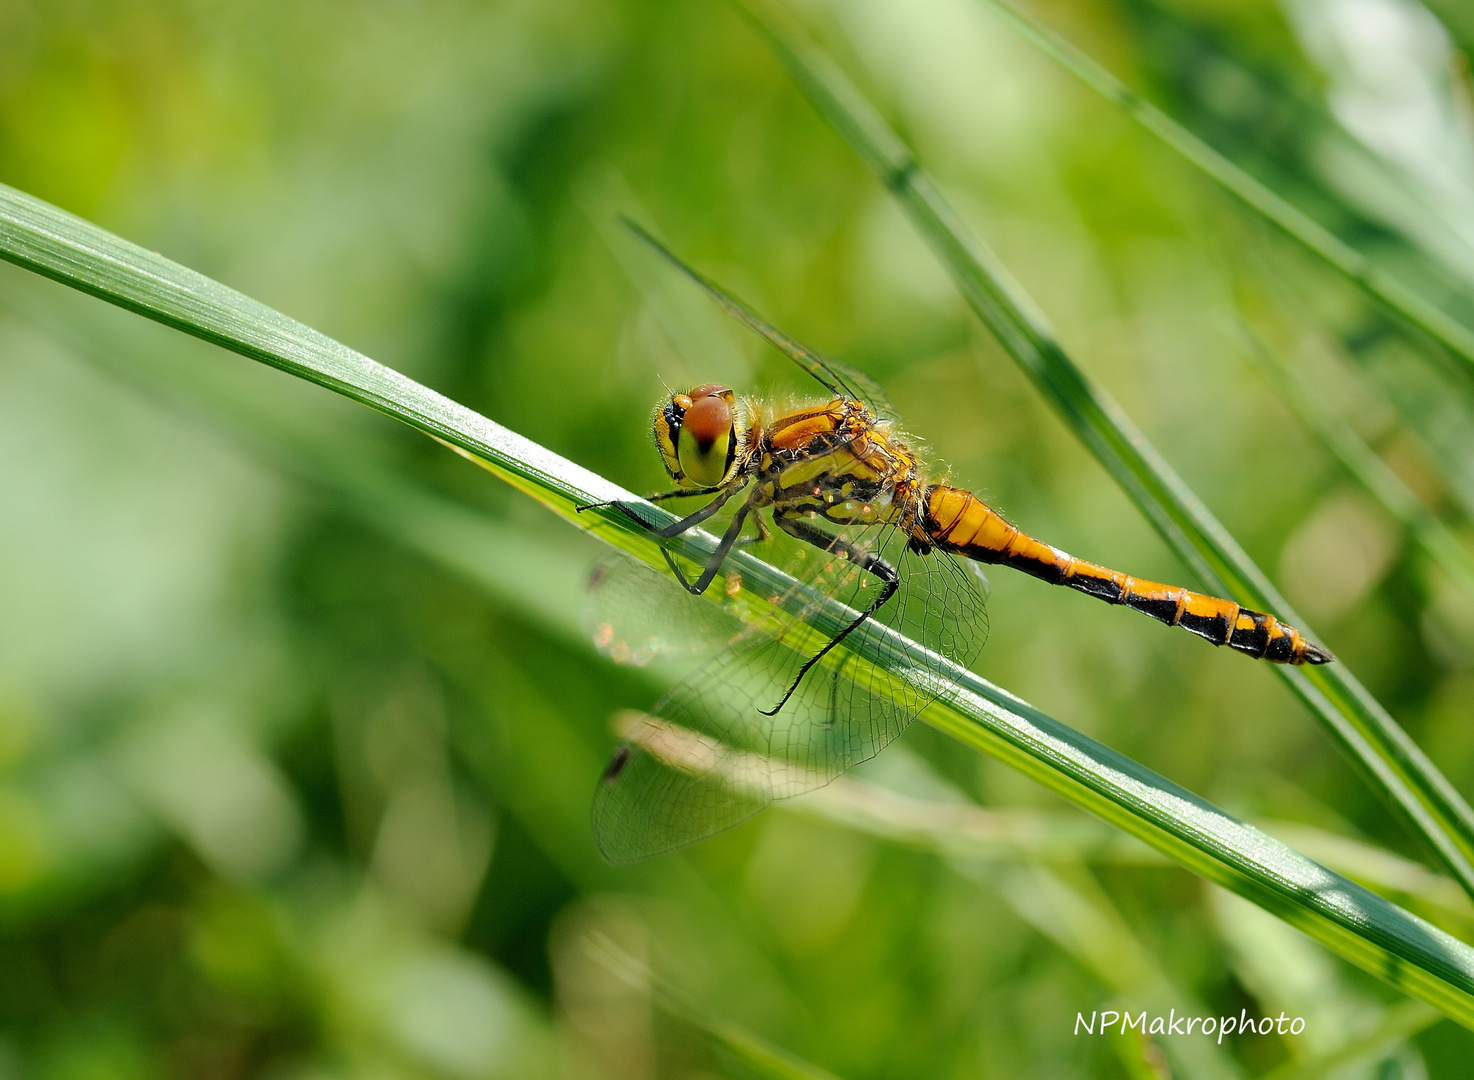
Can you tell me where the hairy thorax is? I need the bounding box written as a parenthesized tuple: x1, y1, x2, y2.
(743, 397, 924, 533)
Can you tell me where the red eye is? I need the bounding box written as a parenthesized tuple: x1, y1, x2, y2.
(683, 394, 732, 445)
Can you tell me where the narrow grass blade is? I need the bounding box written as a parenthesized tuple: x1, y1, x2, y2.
(742, 0, 1474, 905)
(1232, 323, 1474, 602)
(968, 0, 1474, 378)
(0, 182, 631, 535)
(587, 934, 846, 1080)
(6, 183, 1474, 1023)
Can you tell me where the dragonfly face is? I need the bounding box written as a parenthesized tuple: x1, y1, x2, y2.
(586, 220, 1332, 865)
(653, 383, 747, 489)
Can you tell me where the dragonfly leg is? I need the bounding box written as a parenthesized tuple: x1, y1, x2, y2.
(647, 485, 726, 503)
(575, 484, 725, 515)
(762, 512, 899, 717)
(647, 487, 736, 540)
(588, 486, 738, 542)
(735, 514, 771, 548)
(663, 499, 754, 595)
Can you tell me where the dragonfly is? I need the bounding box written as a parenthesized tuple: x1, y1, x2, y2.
(584, 219, 1333, 865)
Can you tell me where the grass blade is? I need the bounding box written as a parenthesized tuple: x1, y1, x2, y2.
(742, 0, 1474, 905)
(968, 0, 1474, 377)
(0, 182, 624, 532)
(6, 183, 1474, 1022)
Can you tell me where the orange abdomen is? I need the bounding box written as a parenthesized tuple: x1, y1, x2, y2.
(922, 486, 1332, 665)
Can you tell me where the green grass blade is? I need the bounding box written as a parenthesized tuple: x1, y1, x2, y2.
(918, 676, 1474, 1026)
(969, 0, 1474, 377)
(1233, 324, 1474, 602)
(0, 181, 620, 532)
(6, 183, 1474, 1024)
(742, 0, 1474, 905)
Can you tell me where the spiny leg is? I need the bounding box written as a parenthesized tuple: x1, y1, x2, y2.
(646, 486, 726, 503)
(663, 497, 757, 595)
(587, 484, 740, 542)
(575, 484, 726, 515)
(764, 511, 899, 717)
(646, 486, 739, 540)
(579, 482, 755, 596)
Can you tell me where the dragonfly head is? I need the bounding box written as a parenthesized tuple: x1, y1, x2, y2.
(654, 383, 743, 488)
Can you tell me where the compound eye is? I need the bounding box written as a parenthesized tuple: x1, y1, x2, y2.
(677, 394, 734, 486)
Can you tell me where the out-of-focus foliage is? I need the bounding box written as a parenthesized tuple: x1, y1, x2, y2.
(4, 0, 1474, 1077)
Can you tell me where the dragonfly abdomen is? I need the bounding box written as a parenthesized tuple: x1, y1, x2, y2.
(921, 485, 1332, 665)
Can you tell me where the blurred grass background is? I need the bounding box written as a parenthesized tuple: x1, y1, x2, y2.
(5, 0, 1474, 1076)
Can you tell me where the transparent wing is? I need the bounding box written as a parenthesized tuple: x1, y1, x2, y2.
(585, 557, 741, 668)
(622, 216, 900, 423)
(589, 517, 989, 864)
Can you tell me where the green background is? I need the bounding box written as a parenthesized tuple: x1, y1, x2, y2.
(3, 0, 1474, 1075)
